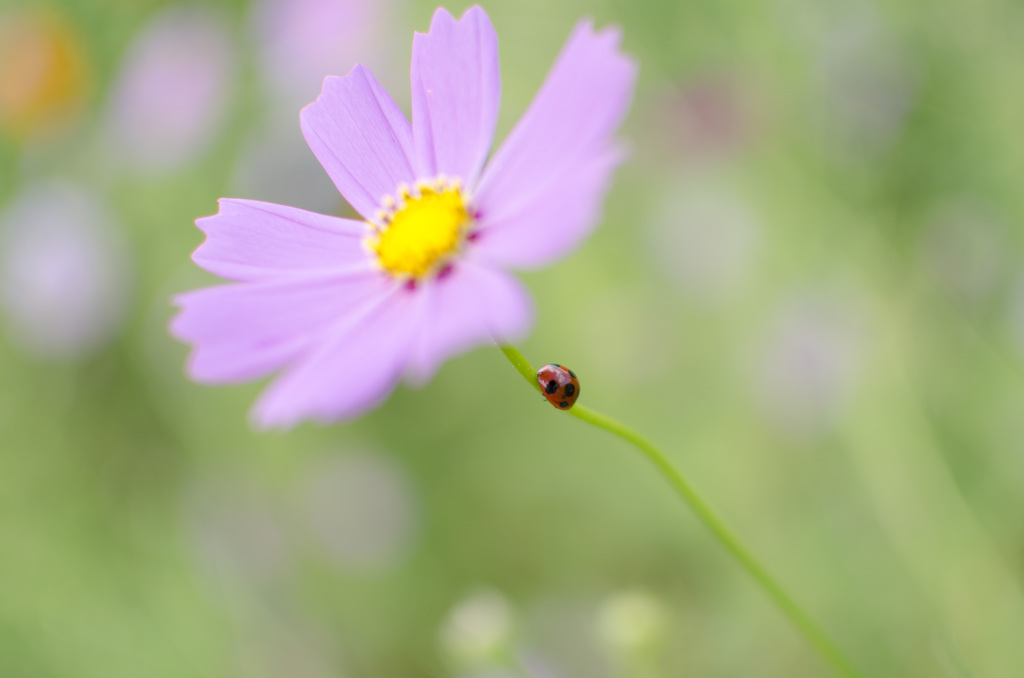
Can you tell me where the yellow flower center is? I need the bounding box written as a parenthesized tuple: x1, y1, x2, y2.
(370, 183, 470, 278)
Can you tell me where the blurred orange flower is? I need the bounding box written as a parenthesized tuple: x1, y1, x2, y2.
(0, 8, 88, 139)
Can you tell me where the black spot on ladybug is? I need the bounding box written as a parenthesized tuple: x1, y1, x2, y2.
(564, 383, 576, 397)
(559, 401, 569, 408)
(545, 380, 558, 394)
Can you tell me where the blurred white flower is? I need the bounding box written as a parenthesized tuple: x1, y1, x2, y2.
(524, 597, 611, 678)
(249, 0, 396, 109)
(302, 450, 417, 572)
(0, 180, 130, 358)
(595, 590, 670, 655)
(806, 3, 918, 159)
(648, 179, 760, 305)
(103, 5, 235, 173)
(754, 290, 865, 437)
(440, 590, 515, 666)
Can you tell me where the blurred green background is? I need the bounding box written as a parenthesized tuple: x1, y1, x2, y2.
(2, 0, 1024, 676)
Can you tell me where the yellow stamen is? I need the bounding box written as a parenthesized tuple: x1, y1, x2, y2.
(370, 183, 470, 278)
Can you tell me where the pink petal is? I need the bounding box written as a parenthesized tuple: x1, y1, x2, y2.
(471, 144, 626, 270)
(193, 199, 371, 282)
(300, 65, 416, 219)
(406, 260, 533, 385)
(251, 285, 422, 429)
(472, 21, 637, 269)
(171, 272, 392, 383)
(411, 6, 500, 190)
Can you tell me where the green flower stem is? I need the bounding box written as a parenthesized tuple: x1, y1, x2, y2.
(500, 345, 544, 393)
(499, 344, 864, 678)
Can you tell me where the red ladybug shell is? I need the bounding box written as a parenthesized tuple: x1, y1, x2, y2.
(536, 364, 580, 410)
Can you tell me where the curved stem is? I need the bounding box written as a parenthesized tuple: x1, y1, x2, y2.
(499, 344, 864, 678)
(500, 345, 542, 393)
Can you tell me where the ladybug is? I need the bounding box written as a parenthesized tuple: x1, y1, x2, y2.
(536, 364, 580, 410)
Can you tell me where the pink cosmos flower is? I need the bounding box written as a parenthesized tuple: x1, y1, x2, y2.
(171, 6, 636, 428)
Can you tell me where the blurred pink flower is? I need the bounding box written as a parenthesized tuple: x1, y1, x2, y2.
(104, 5, 235, 173)
(755, 290, 865, 438)
(171, 6, 636, 428)
(654, 73, 755, 164)
(249, 0, 397, 109)
(0, 181, 130, 358)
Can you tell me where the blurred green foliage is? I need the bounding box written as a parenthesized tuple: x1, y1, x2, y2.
(2, 0, 1024, 676)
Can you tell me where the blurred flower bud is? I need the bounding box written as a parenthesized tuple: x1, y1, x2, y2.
(596, 590, 669, 656)
(440, 590, 516, 667)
